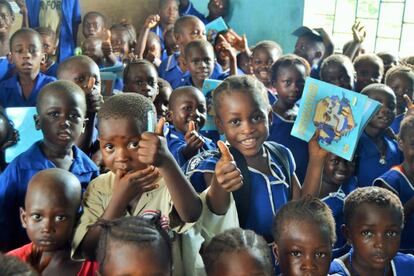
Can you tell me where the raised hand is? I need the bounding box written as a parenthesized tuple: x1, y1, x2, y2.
(144, 14, 160, 29)
(183, 120, 205, 159)
(214, 141, 243, 192)
(404, 94, 414, 117)
(352, 21, 366, 43)
(308, 129, 329, 161)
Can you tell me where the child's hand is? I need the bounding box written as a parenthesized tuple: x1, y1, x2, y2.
(214, 141, 243, 192)
(308, 130, 329, 161)
(227, 29, 248, 53)
(144, 14, 160, 29)
(351, 21, 366, 44)
(183, 120, 205, 159)
(217, 35, 237, 61)
(138, 117, 171, 167)
(1, 129, 19, 150)
(27, 244, 51, 273)
(84, 77, 104, 113)
(15, 0, 27, 15)
(404, 94, 414, 117)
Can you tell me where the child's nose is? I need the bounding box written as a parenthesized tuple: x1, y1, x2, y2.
(41, 219, 55, 233)
(301, 255, 317, 271)
(114, 147, 129, 162)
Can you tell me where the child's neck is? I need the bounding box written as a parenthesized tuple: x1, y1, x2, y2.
(319, 178, 342, 198)
(272, 100, 297, 120)
(42, 248, 83, 276)
(18, 71, 39, 100)
(364, 125, 385, 140)
(245, 146, 271, 175)
(40, 141, 74, 171)
(191, 77, 204, 90)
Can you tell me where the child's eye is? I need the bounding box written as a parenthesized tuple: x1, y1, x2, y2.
(229, 118, 241, 126)
(315, 252, 327, 258)
(182, 106, 193, 112)
(290, 251, 302, 257)
(283, 80, 292, 86)
(55, 215, 67, 222)
(361, 230, 373, 238)
(127, 141, 139, 150)
(31, 214, 42, 221)
(104, 144, 115, 153)
(48, 111, 60, 118)
(386, 231, 399, 237)
(69, 112, 81, 119)
(252, 114, 264, 123)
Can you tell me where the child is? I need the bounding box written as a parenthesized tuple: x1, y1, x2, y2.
(320, 153, 358, 257)
(385, 65, 414, 134)
(272, 197, 336, 276)
(355, 83, 402, 187)
(0, 80, 99, 251)
(183, 75, 327, 242)
(57, 55, 103, 154)
(251, 40, 282, 99)
(81, 37, 117, 69)
(95, 214, 172, 276)
(25, 0, 81, 62)
(166, 86, 216, 168)
(342, 21, 366, 62)
(202, 228, 273, 276)
(268, 54, 310, 183)
(151, 0, 179, 51)
(71, 93, 202, 276)
(320, 54, 355, 91)
(329, 187, 414, 275)
(237, 51, 253, 75)
(164, 27, 179, 57)
(354, 53, 384, 92)
(155, 78, 172, 118)
(135, 15, 163, 67)
(0, 0, 15, 81)
(374, 115, 414, 253)
(0, 28, 56, 108)
(82, 11, 106, 39)
(110, 22, 136, 62)
(377, 52, 398, 82)
(179, 0, 229, 24)
(0, 254, 37, 276)
(0, 106, 18, 171)
(7, 168, 98, 275)
(123, 58, 159, 101)
(36, 27, 59, 78)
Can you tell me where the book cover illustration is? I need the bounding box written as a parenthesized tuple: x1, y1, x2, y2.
(5, 107, 43, 163)
(291, 77, 381, 161)
(201, 79, 222, 131)
(205, 17, 228, 42)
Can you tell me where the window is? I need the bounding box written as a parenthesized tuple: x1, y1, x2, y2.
(303, 0, 414, 56)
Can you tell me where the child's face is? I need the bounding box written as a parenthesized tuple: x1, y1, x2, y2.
(82, 39, 103, 64)
(164, 31, 179, 56)
(176, 20, 206, 48)
(215, 91, 270, 158)
(366, 89, 396, 130)
(145, 37, 162, 62)
(323, 153, 355, 187)
(208, 249, 271, 276)
(111, 29, 130, 58)
(208, 0, 228, 19)
(0, 5, 14, 35)
(20, 179, 77, 252)
(168, 88, 207, 132)
(379, 54, 398, 77)
(322, 63, 354, 90)
(185, 46, 215, 84)
(159, 0, 179, 26)
(124, 64, 159, 101)
(273, 64, 307, 106)
(387, 73, 414, 114)
(274, 219, 332, 276)
(99, 117, 147, 173)
(251, 48, 279, 87)
(40, 34, 57, 57)
(154, 85, 172, 118)
(294, 36, 320, 66)
(36, 91, 86, 148)
(10, 33, 44, 75)
(238, 52, 253, 75)
(102, 243, 171, 276)
(344, 203, 401, 271)
(0, 113, 12, 147)
(83, 15, 105, 38)
(355, 61, 382, 92)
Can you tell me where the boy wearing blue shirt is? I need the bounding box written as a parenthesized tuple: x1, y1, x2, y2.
(0, 28, 55, 108)
(151, 0, 179, 52)
(0, 80, 99, 251)
(179, 0, 229, 24)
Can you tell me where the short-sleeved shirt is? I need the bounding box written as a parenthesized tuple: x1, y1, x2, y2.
(374, 165, 414, 252)
(391, 113, 405, 134)
(39, 0, 62, 37)
(0, 141, 98, 250)
(0, 57, 14, 82)
(0, 73, 56, 108)
(355, 132, 402, 187)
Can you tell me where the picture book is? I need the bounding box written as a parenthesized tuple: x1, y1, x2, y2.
(201, 79, 222, 131)
(205, 17, 228, 41)
(291, 78, 381, 161)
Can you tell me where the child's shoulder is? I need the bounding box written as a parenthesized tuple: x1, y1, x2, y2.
(329, 256, 350, 276)
(6, 242, 33, 261)
(373, 165, 413, 194)
(393, 252, 414, 272)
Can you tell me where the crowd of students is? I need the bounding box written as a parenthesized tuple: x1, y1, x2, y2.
(0, 0, 413, 275)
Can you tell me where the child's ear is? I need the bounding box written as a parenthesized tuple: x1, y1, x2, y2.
(215, 116, 224, 133)
(41, 52, 47, 64)
(33, 114, 40, 130)
(20, 207, 28, 229)
(272, 243, 280, 265)
(166, 110, 173, 123)
(341, 224, 352, 245)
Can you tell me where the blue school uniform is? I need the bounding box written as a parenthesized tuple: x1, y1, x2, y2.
(0, 73, 56, 108)
(165, 124, 216, 167)
(151, 25, 165, 52)
(183, 144, 296, 241)
(268, 90, 277, 105)
(268, 111, 308, 183)
(0, 141, 98, 250)
(374, 165, 414, 252)
(322, 177, 358, 258)
(45, 62, 59, 78)
(158, 52, 223, 89)
(0, 57, 14, 82)
(179, 1, 209, 24)
(355, 132, 402, 187)
(329, 249, 414, 275)
(391, 113, 405, 134)
(26, 0, 81, 62)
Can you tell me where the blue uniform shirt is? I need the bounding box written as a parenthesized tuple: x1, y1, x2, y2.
(183, 144, 296, 242)
(179, 1, 209, 24)
(355, 132, 402, 187)
(374, 165, 414, 252)
(391, 113, 404, 134)
(0, 73, 56, 108)
(165, 124, 216, 167)
(0, 57, 14, 82)
(0, 141, 99, 250)
(45, 62, 59, 78)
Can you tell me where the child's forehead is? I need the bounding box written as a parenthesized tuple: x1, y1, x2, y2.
(187, 45, 214, 58)
(85, 14, 104, 23)
(128, 63, 157, 78)
(98, 117, 143, 137)
(12, 33, 42, 47)
(351, 202, 401, 224)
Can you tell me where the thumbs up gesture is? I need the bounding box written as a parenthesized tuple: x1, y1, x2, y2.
(183, 120, 205, 159)
(138, 117, 169, 167)
(214, 141, 243, 192)
(101, 29, 114, 58)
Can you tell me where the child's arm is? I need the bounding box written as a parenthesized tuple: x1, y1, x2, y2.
(15, 0, 28, 28)
(138, 118, 202, 222)
(206, 141, 243, 215)
(217, 34, 238, 76)
(182, 120, 206, 160)
(343, 21, 366, 61)
(101, 30, 117, 67)
(136, 14, 160, 59)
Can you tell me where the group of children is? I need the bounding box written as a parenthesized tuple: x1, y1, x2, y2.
(0, 0, 413, 275)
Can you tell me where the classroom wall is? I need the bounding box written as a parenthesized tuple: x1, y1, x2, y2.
(191, 0, 304, 53)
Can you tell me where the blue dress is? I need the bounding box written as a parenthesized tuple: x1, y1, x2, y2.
(374, 165, 414, 252)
